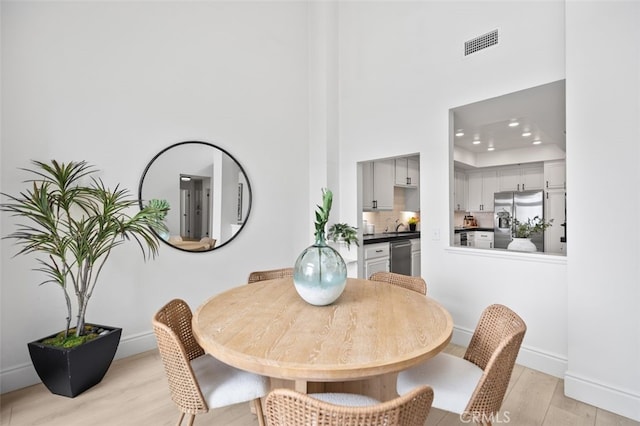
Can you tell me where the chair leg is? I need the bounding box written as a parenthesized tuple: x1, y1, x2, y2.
(186, 414, 196, 426)
(176, 412, 185, 426)
(252, 398, 265, 426)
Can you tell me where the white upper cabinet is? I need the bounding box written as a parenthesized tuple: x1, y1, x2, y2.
(362, 159, 394, 211)
(454, 170, 467, 211)
(544, 160, 566, 190)
(394, 157, 419, 187)
(467, 170, 498, 212)
(498, 164, 544, 192)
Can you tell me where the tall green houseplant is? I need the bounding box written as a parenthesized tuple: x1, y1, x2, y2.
(1, 160, 168, 344)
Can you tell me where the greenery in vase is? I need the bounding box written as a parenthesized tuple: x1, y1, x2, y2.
(0, 160, 169, 347)
(314, 188, 333, 242)
(513, 216, 553, 238)
(408, 216, 419, 225)
(313, 188, 359, 249)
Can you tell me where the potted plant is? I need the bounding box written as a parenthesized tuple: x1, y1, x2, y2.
(407, 216, 419, 232)
(0, 160, 167, 397)
(508, 216, 553, 252)
(327, 222, 359, 249)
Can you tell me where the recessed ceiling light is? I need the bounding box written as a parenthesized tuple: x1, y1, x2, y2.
(487, 147, 495, 151)
(522, 131, 532, 137)
(508, 121, 519, 127)
(472, 140, 481, 145)
(532, 140, 542, 145)
(455, 130, 464, 137)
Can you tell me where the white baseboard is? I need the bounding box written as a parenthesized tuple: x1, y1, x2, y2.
(451, 326, 568, 378)
(565, 371, 640, 422)
(0, 361, 41, 394)
(113, 330, 157, 359)
(0, 330, 157, 394)
(453, 326, 639, 422)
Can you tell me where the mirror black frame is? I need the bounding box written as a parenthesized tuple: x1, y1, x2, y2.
(138, 140, 252, 253)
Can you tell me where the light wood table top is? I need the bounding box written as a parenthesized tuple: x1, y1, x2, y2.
(170, 240, 209, 251)
(192, 277, 453, 384)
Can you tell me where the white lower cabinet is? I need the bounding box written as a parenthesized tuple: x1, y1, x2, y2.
(469, 231, 494, 249)
(363, 242, 390, 278)
(410, 239, 421, 277)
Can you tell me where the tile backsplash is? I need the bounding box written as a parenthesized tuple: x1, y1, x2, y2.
(454, 211, 494, 228)
(362, 188, 420, 234)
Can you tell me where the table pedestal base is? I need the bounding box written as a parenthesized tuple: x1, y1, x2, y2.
(270, 373, 399, 402)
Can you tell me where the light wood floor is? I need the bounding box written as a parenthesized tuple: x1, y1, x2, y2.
(1, 344, 637, 426)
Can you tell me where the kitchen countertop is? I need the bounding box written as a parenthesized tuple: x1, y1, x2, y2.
(454, 227, 494, 233)
(363, 231, 420, 244)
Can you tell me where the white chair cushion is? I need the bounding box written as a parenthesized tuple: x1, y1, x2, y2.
(397, 352, 483, 414)
(310, 392, 381, 406)
(191, 354, 270, 409)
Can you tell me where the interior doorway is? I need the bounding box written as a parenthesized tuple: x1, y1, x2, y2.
(179, 175, 211, 240)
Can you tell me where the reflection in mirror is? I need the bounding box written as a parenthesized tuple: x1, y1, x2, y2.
(138, 141, 251, 252)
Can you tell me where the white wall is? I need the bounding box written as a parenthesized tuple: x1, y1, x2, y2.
(337, 0, 568, 369)
(564, 2, 640, 421)
(335, 0, 638, 421)
(1, 1, 310, 391)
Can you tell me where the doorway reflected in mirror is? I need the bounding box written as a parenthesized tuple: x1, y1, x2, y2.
(138, 141, 252, 252)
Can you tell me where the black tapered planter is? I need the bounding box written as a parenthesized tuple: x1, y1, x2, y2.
(27, 324, 122, 398)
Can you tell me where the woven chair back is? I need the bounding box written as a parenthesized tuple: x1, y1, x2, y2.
(199, 237, 217, 249)
(248, 267, 294, 284)
(368, 271, 427, 295)
(153, 299, 208, 415)
(463, 304, 527, 419)
(265, 385, 434, 426)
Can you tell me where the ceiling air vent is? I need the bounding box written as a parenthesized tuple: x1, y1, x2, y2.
(465, 29, 498, 56)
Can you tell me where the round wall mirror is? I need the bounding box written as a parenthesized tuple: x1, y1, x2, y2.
(138, 141, 252, 252)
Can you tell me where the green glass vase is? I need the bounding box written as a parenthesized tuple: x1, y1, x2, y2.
(293, 233, 347, 306)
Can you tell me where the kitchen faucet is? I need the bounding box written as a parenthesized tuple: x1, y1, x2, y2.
(395, 219, 405, 232)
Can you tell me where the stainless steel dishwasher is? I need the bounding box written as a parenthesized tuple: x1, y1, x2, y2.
(390, 240, 412, 275)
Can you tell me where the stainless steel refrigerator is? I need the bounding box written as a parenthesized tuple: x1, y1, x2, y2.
(494, 190, 545, 251)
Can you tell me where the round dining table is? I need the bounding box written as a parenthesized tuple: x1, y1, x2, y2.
(192, 277, 453, 400)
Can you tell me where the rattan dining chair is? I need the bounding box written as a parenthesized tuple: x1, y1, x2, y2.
(199, 237, 216, 249)
(397, 304, 526, 425)
(248, 267, 294, 284)
(265, 385, 434, 426)
(153, 299, 269, 426)
(368, 271, 427, 295)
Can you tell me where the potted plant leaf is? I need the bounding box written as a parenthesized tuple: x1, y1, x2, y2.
(147, 198, 170, 241)
(508, 216, 553, 252)
(0, 160, 168, 397)
(513, 215, 553, 238)
(327, 222, 359, 249)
